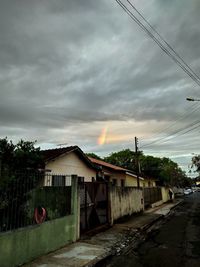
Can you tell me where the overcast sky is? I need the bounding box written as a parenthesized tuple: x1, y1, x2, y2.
(1, 0, 200, 177)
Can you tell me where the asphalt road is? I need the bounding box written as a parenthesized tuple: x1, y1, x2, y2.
(103, 193, 200, 267)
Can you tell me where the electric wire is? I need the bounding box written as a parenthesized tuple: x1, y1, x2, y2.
(141, 121, 200, 148)
(127, 0, 200, 145)
(115, 0, 200, 86)
(157, 121, 200, 145)
(141, 103, 200, 146)
(142, 119, 200, 148)
(141, 104, 200, 148)
(126, 0, 200, 82)
(114, 0, 200, 151)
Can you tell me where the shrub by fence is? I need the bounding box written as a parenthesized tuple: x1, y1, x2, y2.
(0, 171, 72, 233)
(0, 174, 78, 267)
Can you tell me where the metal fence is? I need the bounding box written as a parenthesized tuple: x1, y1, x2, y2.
(80, 181, 108, 234)
(143, 187, 162, 208)
(0, 171, 72, 233)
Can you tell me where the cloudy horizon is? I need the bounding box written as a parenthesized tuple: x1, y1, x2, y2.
(1, 0, 200, 177)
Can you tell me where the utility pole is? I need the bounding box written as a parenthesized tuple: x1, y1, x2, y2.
(135, 136, 140, 188)
(0, 154, 2, 180)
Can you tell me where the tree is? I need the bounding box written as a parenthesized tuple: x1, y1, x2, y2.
(14, 140, 42, 171)
(103, 148, 190, 187)
(0, 138, 43, 231)
(0, 138, 16, 187)
(0, 138, 42, 187)
(104, 149, 140, 172)
(139, 155, 161, 180)
(141, 155, 191, 187)
(191, 155, 200, 173)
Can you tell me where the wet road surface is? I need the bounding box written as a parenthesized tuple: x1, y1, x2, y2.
(102, 193, 200, 267)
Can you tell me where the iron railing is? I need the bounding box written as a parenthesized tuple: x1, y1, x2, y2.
(143, 187, 162, 208)
(0, 171, 72, 233)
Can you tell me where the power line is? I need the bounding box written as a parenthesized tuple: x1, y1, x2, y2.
(141, 104, 200, 148)
(115, 0, 200, 86)
(126, 0, 200, 82)
(115, 0, 200, 152)
(124, 0, 200, 145)
(142, 120, 200, 148)
(141, 103, 200, 146)
(157, 122, 200, 146)
(142, 119, 200, 148)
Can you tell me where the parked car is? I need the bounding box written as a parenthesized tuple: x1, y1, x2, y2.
(184, 188, 193, 195)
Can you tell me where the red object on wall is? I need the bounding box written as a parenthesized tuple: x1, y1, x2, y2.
(34, 207, 47, 224)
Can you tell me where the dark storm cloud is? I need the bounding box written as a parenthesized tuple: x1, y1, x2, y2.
(0, 0, 200, 171)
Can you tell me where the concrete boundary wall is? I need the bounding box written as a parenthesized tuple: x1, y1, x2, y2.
(161, 187, 174, 203)
(109, 186, 144, 224)
(0, 176, 79, 267)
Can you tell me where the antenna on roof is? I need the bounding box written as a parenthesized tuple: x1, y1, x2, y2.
(57, 143, 68, 148)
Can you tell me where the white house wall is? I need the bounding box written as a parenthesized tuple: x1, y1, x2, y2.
(45, 152, 96, 184)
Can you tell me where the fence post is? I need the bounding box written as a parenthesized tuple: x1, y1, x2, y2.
(71, 175, 80, 241)
(142, 187, 145, 210)
(107, 182, 113, 226)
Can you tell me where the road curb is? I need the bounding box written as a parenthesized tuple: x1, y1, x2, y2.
(170, 199, 184, 210)
(140, 214, 164, 231)
(90, 216, 164, 267)
(90, 199, 184, 267)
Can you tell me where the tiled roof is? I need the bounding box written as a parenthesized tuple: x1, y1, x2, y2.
(41, 146, 98, 170)
(41, 146, 78, 162)
(88, 157, 128, 172)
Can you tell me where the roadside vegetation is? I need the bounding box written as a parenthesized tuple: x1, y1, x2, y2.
(0, 137, 193, 188)
(88, 149, 192, 187)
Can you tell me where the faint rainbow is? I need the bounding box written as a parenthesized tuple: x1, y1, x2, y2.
(97, 126, 108, 145)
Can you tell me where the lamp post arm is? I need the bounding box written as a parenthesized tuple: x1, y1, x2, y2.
(186, 97, 200, 101)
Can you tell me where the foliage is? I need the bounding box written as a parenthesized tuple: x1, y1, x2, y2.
(0, 137, 42, 187)
(191, 155, 200, 173)
(104, 149, 191, 187)
(0, 138, 43, 231)
(104, 149, 140, 172)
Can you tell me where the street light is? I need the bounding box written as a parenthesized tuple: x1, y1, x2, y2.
(186, 97, 200, 101)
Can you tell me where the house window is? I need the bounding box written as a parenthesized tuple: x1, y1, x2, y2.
(52, 175, 65, 186)
(112, 179, 117, 186)
(78, 176, 84, 184)
(121, 179, 125, 187)
(78, 176, 84, 189)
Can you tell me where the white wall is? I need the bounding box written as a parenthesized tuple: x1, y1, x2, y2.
(161, 187, 174, 203)
(110, 186, 144, 224)
(45, 152, 96, 184)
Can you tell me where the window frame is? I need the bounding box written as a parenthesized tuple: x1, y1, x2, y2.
(52, 175, 66, 186)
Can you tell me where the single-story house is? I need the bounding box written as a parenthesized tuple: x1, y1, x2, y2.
(125, 172, 156, 187)
(41, 146, 98, 186)
(89, 157, 144, 187)
(89, 157, 156, 187)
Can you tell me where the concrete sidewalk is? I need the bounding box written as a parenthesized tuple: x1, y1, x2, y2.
(23, 199, 183, 267)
